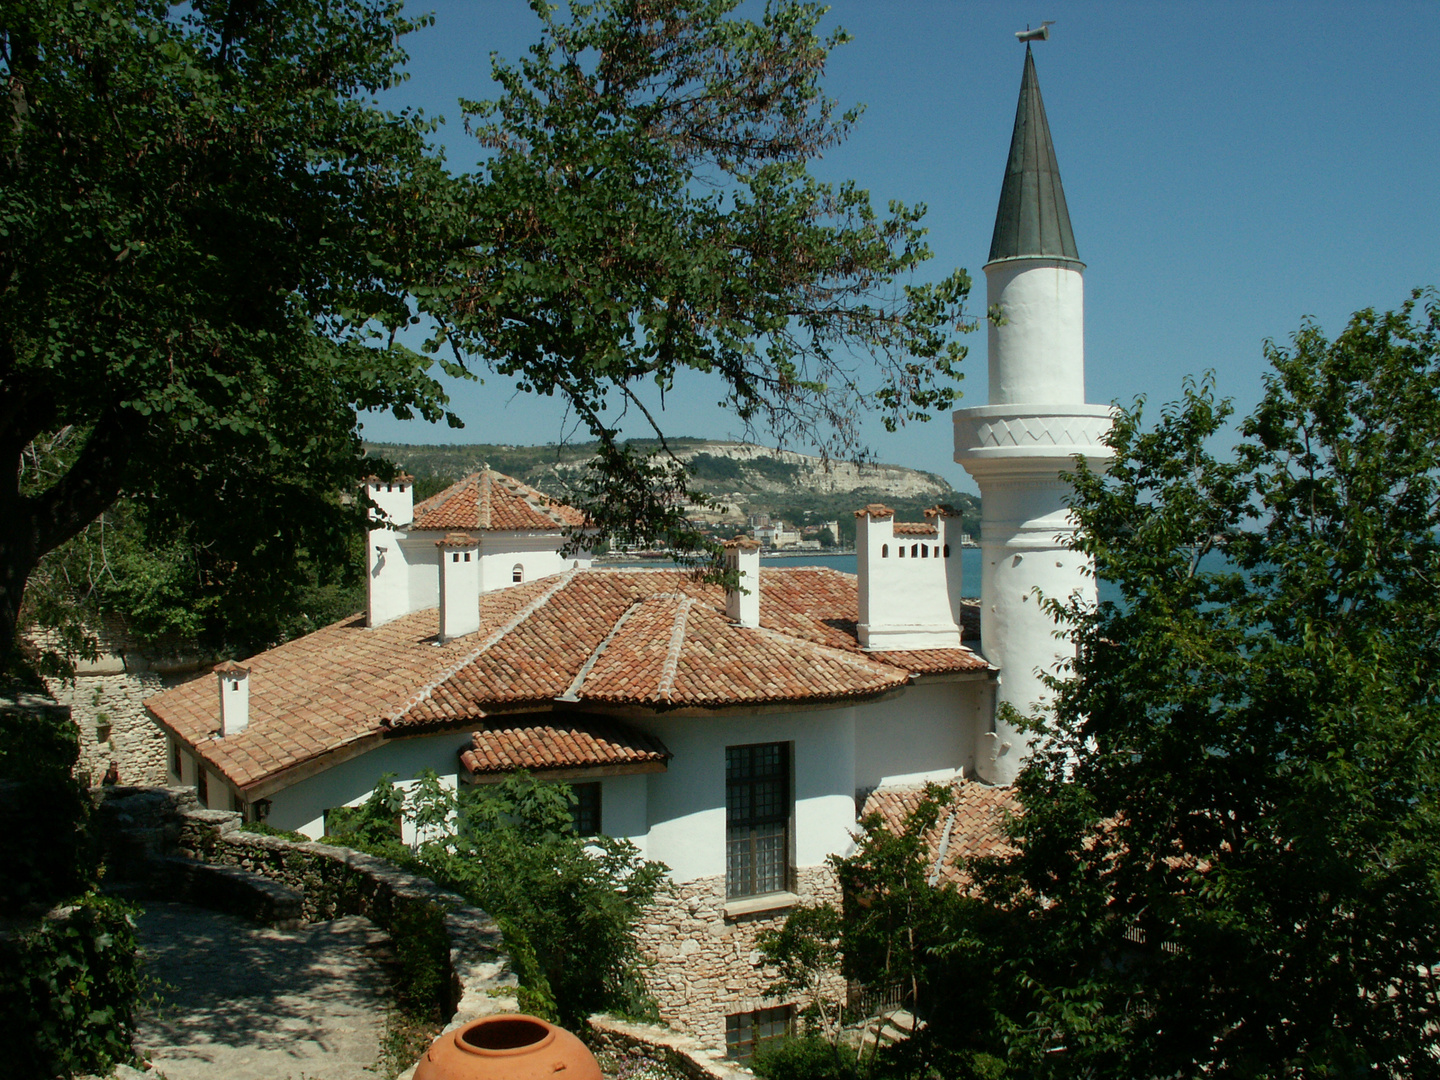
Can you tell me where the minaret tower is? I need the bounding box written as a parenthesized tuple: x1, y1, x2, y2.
(954, 45, 1113, 785)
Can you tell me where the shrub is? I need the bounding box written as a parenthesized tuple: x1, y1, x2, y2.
(0, 895, 147, 1078)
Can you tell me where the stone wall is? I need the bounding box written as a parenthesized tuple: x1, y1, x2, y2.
(588, 1015, 754, 1080)
(94, 786, 519, 1030)
(637, 865, 843, 1054)
(33, 619, 209, 787)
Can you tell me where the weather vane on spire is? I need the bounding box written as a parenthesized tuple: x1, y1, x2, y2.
(1016, 21, 1055, 43)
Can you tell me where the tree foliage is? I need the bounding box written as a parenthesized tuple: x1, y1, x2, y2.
(1, 0, 461, 663)
(429, 0, 972, 553)
(941, 292, 1440, 1077)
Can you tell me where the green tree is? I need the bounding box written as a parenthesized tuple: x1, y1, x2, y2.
(431, 0, 972, 553)
(1, 0, 461, 665)
(330, 770, 668, 1028)
(948, 293, 1440, 1077)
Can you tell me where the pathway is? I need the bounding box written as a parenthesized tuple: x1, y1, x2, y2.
(135, 902, 394, 1080)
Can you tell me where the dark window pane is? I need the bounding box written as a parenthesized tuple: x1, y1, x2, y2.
(726, 743, 791, 899)
(726, 1006, 792, 1061)
(571, 782, 601, 836)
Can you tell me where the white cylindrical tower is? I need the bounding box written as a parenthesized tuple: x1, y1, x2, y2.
(954, 45, 1112, 785)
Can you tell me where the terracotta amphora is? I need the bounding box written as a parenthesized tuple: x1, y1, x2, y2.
(413, 1014, 603, 1080)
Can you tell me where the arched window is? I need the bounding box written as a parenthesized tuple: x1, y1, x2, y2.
(881, 544, 888, 558)
(512, 564, 524, 583)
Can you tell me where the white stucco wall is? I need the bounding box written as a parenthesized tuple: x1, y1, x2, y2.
(264, 730, 472, 840)
(261, 729, 651, 849)
(230, 683, 978, 878)
(477, 532, 591, 591)
(601, 772, 649, 850)
(638, 708, 859, 885)
(853, 680, 982, 792)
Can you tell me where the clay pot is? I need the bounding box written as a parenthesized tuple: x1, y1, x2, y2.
(413, 1014, 603, 1080)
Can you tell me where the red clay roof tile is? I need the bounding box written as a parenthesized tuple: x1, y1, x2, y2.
(458, 715, 670, 776)
(411, 469, 587, 532)
(862, 780, 1018, 888)
(146, 567, 990, 794)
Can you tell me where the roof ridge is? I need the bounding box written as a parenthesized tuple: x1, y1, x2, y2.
(928, 806, 959, 887)
(750, 624, 906, 680)
(559, 597, 646, 703)
(385, 570, 576, 725)
(656, 597, 695, 701)
(476, 470, 493, 530)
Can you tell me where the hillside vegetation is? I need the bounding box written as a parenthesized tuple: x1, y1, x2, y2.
(364, 439, 979, 542)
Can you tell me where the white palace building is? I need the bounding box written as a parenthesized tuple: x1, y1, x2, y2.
(146, 45, 1111, 1056)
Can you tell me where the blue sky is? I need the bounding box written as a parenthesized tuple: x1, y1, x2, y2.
(364, 1, 1440, 495)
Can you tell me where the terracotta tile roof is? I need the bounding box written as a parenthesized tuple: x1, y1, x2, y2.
(146, 567, 991, 795)
(862, 780, 1019, 887)
(411, 469, 587, 532)
(458, 715, 671, 776)
(892, 522, 938, 536)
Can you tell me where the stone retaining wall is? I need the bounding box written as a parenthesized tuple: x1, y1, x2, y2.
(95, 786, 519, 1029)
(588, 1015, 754, 1080)
(636, 865, 843, 1053)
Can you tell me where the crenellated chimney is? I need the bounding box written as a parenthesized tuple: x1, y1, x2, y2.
(437, 532, 481, 643)
(215, 660, 250, 737)
(855, 503, 963, 651)
(364, 474, 415, 628)
(363, 473, 414, 528)
(723, 535, 761, 628)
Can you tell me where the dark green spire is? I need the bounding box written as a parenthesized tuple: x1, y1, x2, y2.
(988, 45, 1080, 265)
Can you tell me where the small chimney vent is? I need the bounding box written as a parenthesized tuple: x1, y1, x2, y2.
(723, 536, 762, 628)
(214, 661, 250, 737)
(437, 533, 482, 642)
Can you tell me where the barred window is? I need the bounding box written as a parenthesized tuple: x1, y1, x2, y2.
(726, 742, 791, 899)
(571, 782, 601, 836)
(726, 1005, 792, 1061)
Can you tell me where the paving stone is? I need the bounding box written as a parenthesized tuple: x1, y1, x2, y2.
(136, 902, 392, 1080)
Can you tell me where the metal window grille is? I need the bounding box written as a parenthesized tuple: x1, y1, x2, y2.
(726, 742, 790, 899)
(571, 782, 601, 836)
(726, 1005, 792, 1062)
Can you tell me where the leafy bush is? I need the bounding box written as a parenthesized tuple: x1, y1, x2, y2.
(329, 770, 668, 1027)
(752, 1035, 862, 1080)
(0, 700, 94, 909)
(389, 901, 451, 1020)
(238, 821, 309, 842)
(0, 895, 147, 1078)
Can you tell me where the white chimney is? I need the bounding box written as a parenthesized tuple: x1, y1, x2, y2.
(437, 533, 481, 643)
(363, 473, 414, 528)
(723, 536, 761, 628)
(364, 474, 415, 628)
(215, 661, 250, 737)
(855, 503, 963, 651)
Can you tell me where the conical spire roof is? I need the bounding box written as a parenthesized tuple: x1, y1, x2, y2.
(988, 45, 1080, 265)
